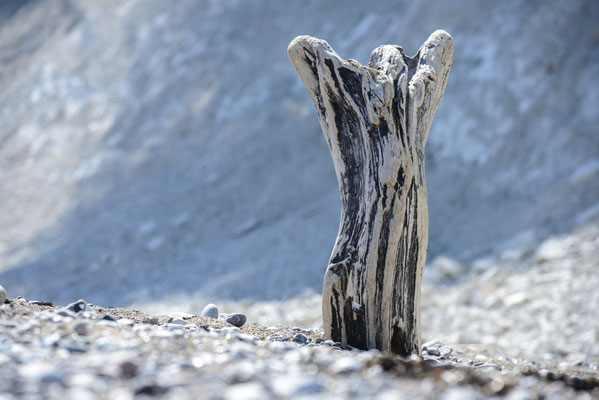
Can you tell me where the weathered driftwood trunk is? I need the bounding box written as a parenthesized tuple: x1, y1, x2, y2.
(288, 31, 453, 355)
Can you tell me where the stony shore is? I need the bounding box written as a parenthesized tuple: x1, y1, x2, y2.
(2, 225, 598, 399)
(1, 296, 598, 399)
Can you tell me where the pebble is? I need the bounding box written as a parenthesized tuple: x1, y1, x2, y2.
(427, 347, 441, 356)
(117, 318, 134, 327)
(64, 299, 95, 314)
(170, 318, 189, 325)
(73, 322, 88, 336)
(200, 304, 219, 319)
(142, 316, 159, 325)
(118, 360, 139, 378)
(424, 344, 454, 358)
(19, 362, 63, 384)
(237, 334, 256, 344)
(535, 238, 568, 261)
(225, 313, 247, 327)
(441, 346, 453, 357)
(292, 333, 309, 345)
(0, 285, 6, 304)
(63, 338, 88, 353)
(225, 382, 266, 400)
(332, 342, 354, 351)
(330, 356, 363, 374)
(538, 369, 557, 380)
(135, 384, 168, 396)
(272, 376, 323, 397)
(102, 314, 117, 322)
(475, 354, 489, 362)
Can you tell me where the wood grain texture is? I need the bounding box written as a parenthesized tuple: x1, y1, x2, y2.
(288, 31, 453, 355)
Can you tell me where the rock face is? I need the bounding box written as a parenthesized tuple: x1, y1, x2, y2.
(0, 1, 598, 306)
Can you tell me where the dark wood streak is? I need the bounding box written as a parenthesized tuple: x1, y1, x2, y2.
(337, 67, 367, 120)
(391, 178, 419, 355)
(330, 286, 342, 341)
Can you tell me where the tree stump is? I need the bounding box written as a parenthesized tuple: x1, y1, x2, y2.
(288, 31, 453, 355)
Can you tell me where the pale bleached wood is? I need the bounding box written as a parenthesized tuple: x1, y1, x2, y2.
(288, 31, 453, 355)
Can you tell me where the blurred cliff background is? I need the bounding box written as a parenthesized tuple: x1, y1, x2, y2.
(0, 0, 598, 341)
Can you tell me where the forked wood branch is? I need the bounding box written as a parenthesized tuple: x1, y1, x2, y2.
(288, 31, 453, 355)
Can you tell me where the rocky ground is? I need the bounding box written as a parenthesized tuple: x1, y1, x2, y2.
(422, 223, 599, 369)
(138, 222, 599, 366)
(1, 225, 597, 399)
(0, 298, 598, 400)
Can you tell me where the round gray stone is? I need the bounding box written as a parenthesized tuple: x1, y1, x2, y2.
(0, 285, 6, 304)
(292, 333, 309, 345)
(426, 347, 441, 356)
(73, 322, 88, 336)
(225, 313, 247, 327)
(142, 316, 159, 325)
(102, 314, 117, 322)
(200, 304, 219, 319)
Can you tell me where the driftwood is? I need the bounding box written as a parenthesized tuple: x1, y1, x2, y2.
(288, 31, 453, 355)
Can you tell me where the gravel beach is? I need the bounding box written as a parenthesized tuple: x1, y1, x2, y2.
(1, 297, 598, 400)
(3, 223, 598, 400)
(1, 223, 598, 399)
